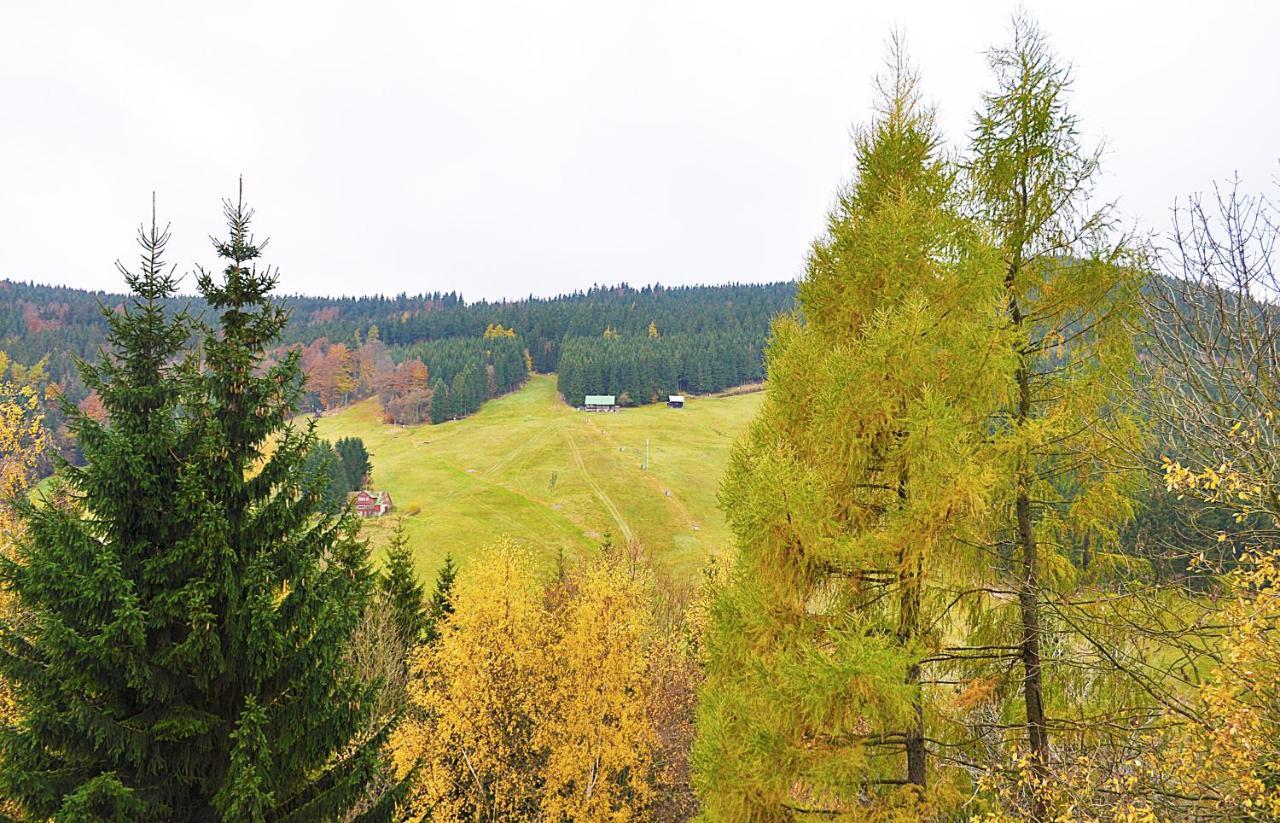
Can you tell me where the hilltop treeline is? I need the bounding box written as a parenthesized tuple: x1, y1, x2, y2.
(0, 280, 792, 389)
(376, 282, 794, 373)
(0, 279, 793, 435)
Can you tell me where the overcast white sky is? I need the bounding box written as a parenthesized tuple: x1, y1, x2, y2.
(2, 1, 1277, 301)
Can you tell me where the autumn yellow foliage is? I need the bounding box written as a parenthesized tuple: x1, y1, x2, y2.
(540, 558, 656, 819)
(0, 353, 48, 733)
(0, 353, 46, 506)
(1162, 548, 1280, 819)
(483, 323, 517, 339)
(392, 539, 662, 822)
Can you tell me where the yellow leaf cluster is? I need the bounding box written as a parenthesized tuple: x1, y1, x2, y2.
(0, 356, 49, 734)
(392, 540, 660, 822)
(538, 560, 656, 820)
(1158, 550, 1280, 819)
(972, 751, 1161, 822)
(482, 323, 517, 339)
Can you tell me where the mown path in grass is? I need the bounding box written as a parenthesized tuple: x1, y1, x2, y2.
(564, 430, 633, 545)
(309, 374, 762, 581)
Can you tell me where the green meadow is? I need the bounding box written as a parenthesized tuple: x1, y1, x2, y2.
(309, 374, 762, 581)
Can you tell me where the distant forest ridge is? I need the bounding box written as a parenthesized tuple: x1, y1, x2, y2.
(0, 278, 796, 457)
(0, 278, 794, 340)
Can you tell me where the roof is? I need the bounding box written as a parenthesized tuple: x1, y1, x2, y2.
(669, 395, 685, 402)
(584, 395, 616, 405)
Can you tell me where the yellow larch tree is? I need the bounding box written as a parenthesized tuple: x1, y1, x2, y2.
(693, 45, 1013, 820)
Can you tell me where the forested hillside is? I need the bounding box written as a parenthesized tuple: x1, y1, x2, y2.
(0, 278, 794, 458)
(0, 280, 792, 389)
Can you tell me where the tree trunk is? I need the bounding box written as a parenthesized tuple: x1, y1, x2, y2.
(897, 473, 927, 791)
(1010, 283, 1049, 820)
(1015, 453, 1049, 818)
(904, 658, 927, 789)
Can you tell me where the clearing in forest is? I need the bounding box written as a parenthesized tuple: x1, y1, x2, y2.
(309, 373, 762, 580)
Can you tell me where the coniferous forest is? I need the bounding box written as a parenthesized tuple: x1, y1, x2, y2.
(0, 278, 792, 452)
(2, 11, 1280, 823)
(556, 332, 764, 407)
(0, 280, 792, 405)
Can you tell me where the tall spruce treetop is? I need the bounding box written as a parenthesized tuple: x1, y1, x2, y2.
(692, 49, 1014, 820)
(0, 202, 197, 819)
(422, 554, 457, 647)
(0, 191, 394, 821)
(378, 520, 427, 648)
(335, 437, 371, 492)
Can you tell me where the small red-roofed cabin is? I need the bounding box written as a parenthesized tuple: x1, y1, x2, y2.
(350, 490, 393, 517)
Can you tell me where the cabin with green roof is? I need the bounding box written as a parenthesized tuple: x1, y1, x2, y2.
(582, 394, 618, 412)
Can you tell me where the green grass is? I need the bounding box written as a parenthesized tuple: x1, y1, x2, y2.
(309, 374, 762, 581)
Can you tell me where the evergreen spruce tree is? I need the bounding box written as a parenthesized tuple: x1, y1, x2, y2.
(422, 554, 457, 647)
(691, 50, 1012, 819)
(335, 436, 371, 491)
(303, 439, 352, 512)
(427, 378, 450, 423)
(0, 192, 395, 821)
(378, 520, 426, 646)
(0, 202, 196, 819)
